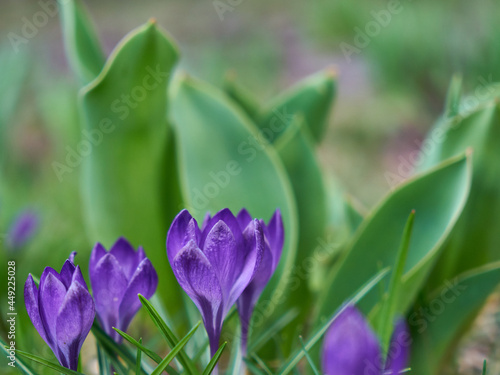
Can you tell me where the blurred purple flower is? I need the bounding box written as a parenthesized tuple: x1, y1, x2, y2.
(24, 252, 95, 371)
(89, 237, 158, 343)
(235, 208, 284, 353)
(167, 208, 264, 357)
(322, 304, 410, 375)
(7, 210, 39, 250)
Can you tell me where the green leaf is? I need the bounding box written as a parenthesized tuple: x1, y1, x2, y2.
(59, 0, 105, 84)
(247, 309, 299, 354)
(202, 342, 227, 375)
(258, 69, 336, 143)
(138, 294, 199, 374)
(443, 74, 462, 118)
(135, 338, 143, 375)
(410, 262, 500, 375)
(316, 153, 471, 322)
(273, 115, 328, 348)
(277, 267, 389, 374)
(92, 323, 138, 374)
(170, 75, 298, 325)
(151, 322, 201, 375)
(0, 338, 37, 375)
(418, 100, 500, 289)
(14, 349, 84, 375)
(223, 71, 261, 122)
(376, 210, 415, 352)
(298, 336, 320, 375)
(79, 21, 183, 312)
(482, 360, 487, 375)
(113, 328, 163, 364)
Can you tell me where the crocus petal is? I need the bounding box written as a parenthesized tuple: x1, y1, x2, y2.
(109, 237, 140, 279)
(55, 281, 95, 370)
(173, 241, 224, 355)
(89, 243, 107, 277)
(39, 270, 67, 349)
(228, 219, 264, 308)
(384, 318, 410, 374)
(322, 305, 382, 375)
(24, 274, 47, 343)
(90, 253, 128, 335)
(202, 220, 243, 305)
(59, 260, 76, 289)
(264, 209, 284, 270)
(236, 208, 252, 229)
(237, 241, 273, 322)
(200, 208, 243, 250)
(167, 209, 201, 260)
(118, 258, 158, 335)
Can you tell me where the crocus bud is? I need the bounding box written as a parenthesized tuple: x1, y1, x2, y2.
(89, 237, 158, 343)
(322, 304, 410, 375)
(167, 208, 264, 357)
(7, 210, 39, 250)
(24, 252, 95, 371)
(235, 208, 284, 354)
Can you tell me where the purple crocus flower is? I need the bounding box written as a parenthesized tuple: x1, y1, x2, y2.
(167, 208, 264, 357)
(235, 208, 284, 353)
(89, 237, 158, 343)
(7, 210, 39, 250)
(24, 252, 95, 371)
(322, 304, 410, 375)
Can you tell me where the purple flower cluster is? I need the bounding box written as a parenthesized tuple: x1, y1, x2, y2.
(24, 239, 157, 370)
(167, 208, 284, 356)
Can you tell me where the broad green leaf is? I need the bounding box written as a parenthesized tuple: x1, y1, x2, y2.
(79, 21, 183, 311)
(258, 69, 336, 143)
(202, 342, 226, 375)
(59, 0, 105, 84)
(223, 71, 261, 122)
(151, 322, 201, 375)
(316, 153, 471, 323)
(14, 349, 84, 375)
(376, 210, 415, 351)
(410, 262, 500, 375)
(138, 294, 199, 374)
(273, 116, 327, 345)
(418, 100, 500, 289)
(277, 268, 389, 375)
(170, 75, 298, 328)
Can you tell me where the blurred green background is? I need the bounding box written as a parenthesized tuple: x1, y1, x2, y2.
(1, 0, 499, 373)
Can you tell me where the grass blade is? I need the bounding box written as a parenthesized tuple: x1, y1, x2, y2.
(277, 267, 390, 374)
(14, 349, 84, 375)
(114, 328, 163, 364)
(298, 336, 320, 375)
(482, 360, 487, 375)
(139, 294, 199, 374)
(0, 340, 37, 375)
(92, 323, 141, 374)
(247, 308, 299, 353)
(243, 359, 266, 375)
(202, 342, 227, 375)
(250, 354, 273, 375)
(136, 338, 143, 375)
(151, 322, 201, 375)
